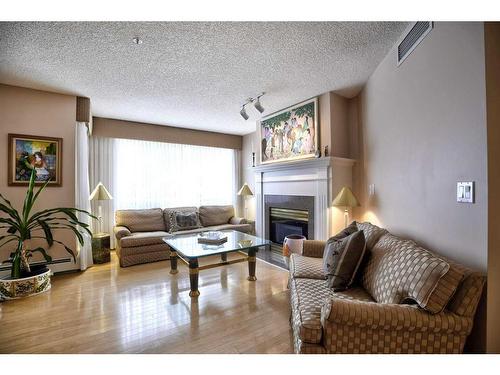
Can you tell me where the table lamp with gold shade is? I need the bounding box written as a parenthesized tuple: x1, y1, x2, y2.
(332, 186, 360, 228)
(237, 183, 254, 220)
(89, 182, 113, 235)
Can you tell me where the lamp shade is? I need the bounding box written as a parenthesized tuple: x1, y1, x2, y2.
(332, 186, 359, 208)
(89, 182, 113, 201)
(237, 183, 254, 196)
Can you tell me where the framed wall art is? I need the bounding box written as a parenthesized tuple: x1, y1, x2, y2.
(259, 97, 318, 164)
(8, 133, 63, 186)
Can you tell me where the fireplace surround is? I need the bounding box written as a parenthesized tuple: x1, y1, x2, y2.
(253, 157, 355, 242)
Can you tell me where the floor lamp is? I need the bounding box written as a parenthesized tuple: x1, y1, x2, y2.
(89, 182, 113, 235)
(237, 183, 254, 220)
(332, 186, 360, 228)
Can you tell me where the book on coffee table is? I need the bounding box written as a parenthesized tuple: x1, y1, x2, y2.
(197, 231, 228, 245)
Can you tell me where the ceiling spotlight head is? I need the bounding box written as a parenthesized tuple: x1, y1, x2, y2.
(240, 105, 249, 120)
(254, 97, 265, 113)
(132, 37, 143, 45)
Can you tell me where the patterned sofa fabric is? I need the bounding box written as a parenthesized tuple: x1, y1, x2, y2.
(114, 205, 250, 267)
(355, 221, 388, 250)
(321, 296, 473, 354)
(289, 253, 326, 280)
(362, 233, 465, 314)
(289, 223, 486, 354)
(290, 277, 374, 345)
(120, 231, 170, 248)
(198, 205, 235, 227)
(115, 208, 166, 232)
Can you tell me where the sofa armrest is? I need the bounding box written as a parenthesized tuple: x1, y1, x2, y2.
(321, 296, 473, 335)
(114, 226, 131, 241)
(302, 240, 326, 258)
(229, 217, 248, 225)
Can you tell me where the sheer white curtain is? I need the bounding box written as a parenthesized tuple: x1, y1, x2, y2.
(75, 122, 93, 270)
(114, 138, 237, 210)
(89, 137, 117, 248)
(89, 136, 239, 248)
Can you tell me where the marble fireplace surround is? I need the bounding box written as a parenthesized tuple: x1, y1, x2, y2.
(253, 157, 355, 241)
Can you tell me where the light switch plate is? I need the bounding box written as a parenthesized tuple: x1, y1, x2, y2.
(368, 184, 375, 196)
(457, 182, 474, 203)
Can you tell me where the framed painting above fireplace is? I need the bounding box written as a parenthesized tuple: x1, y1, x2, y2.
(259, 97, 318, 164)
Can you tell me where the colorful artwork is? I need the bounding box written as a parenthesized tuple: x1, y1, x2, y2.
(8, 134, 62, 186)
(259, 98, 318, 164)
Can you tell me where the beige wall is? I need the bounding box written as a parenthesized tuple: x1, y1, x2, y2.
(0, 84, 77, 268)
(354, 22, 487, 270)
(485, 22, 500, 354)
(93, 117, 242, 150)
(354, 22, 488, 352)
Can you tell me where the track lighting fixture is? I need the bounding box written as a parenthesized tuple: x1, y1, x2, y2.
(240, 102, 250, 120)
(253, 93, 265, 113)
(239, 93, 265, 120)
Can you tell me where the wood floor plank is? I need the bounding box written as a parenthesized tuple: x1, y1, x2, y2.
(0, 252, 293, 354)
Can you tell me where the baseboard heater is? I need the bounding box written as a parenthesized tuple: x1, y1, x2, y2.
(0, 257, 72, 272)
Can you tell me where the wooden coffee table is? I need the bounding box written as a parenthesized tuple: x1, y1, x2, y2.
(163, 230, 270, 297)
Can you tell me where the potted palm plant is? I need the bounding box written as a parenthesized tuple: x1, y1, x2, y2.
(0, 169, 95, 300)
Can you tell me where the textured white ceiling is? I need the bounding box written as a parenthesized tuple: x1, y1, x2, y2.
(0, 22, 407, 135)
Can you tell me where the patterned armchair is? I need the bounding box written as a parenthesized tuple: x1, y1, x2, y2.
(289, 222, 485, 354)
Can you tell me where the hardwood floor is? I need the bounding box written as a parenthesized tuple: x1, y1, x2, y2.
(0, 252, 293, 354)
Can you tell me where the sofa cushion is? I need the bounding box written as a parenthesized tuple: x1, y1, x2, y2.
(198, 205, 235, 226)
(163, 207, 198, 232)
(290, 278, 373, 344)
(290, 253, 326, 280)
(355, 221, 388, 250)
(324, 230, 367, 291)
(115, 208, 166, 232)
(362, 233, 453, 313)
(168, 210, 202, 233)
(120, 231, 170, 248)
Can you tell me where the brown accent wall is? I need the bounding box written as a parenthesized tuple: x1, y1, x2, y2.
(485, 22, 500, 354)
(0, 84, 76, 266)
(92, 117, 242, 150)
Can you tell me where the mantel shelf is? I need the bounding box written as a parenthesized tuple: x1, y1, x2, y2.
(252, 156, 355, 173)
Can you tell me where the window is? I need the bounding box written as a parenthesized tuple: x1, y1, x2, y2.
(113, 138, 237, 210)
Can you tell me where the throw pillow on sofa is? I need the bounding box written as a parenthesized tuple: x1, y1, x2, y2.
(168, 211, 202, 233)
(323, 230, 367, 291)
(362, 233, 461, 314)
(322, 221, 358, 270)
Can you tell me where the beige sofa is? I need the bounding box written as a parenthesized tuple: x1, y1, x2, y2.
(289, 221, 485, 354)
(114, 205, 251, 267)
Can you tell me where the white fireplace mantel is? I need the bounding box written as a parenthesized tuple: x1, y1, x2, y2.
(253, 156, 355, 241)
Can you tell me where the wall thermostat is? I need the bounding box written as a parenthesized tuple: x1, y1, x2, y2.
(457, 182, 474, 203)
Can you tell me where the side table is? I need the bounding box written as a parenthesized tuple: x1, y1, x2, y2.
(92, 233, 111, 264)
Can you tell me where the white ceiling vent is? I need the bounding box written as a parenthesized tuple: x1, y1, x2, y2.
(397, 21, 433, 66)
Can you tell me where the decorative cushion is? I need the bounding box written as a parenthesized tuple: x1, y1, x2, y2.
(355, 221, 388, 250)
(362, 233, 453, 313)
(168, 210, 201, 233)
(163, 207, 197, 232)
(115, 208, 166, 232)
(323, 230, 366, 291)
(198, 205, 235, 227)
